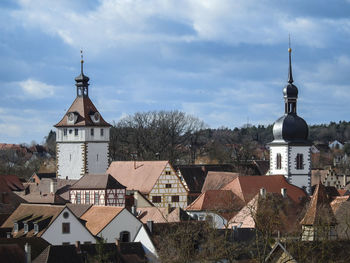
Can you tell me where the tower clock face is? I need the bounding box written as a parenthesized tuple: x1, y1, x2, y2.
(68, 113, 75, 122)
(93, 112, 100, 122)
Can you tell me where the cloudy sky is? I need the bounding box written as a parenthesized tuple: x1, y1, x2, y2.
(1, 0, 350, 144)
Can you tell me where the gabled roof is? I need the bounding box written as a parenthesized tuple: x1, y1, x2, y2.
(137, 207, 189, 224)
(221, 175, 307, 204)
(1, 204, 65, 238)
(175, 166, 207, 193)
(70, 174, 126, 190)
(0, 244, 25, 263)
(66, 204, 92, 218)
(107, 161, 171, 194)
(201, 171, 238, 193)
(80, 206, 124, 235)
(0, 175, 24, 191)
(54, 96, 111, 127)
(300, 183, 337, 226)
(186, 190, 241, 220)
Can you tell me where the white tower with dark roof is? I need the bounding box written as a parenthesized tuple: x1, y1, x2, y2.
(268, 47, 311, 193)
(55, 53, 111, 179)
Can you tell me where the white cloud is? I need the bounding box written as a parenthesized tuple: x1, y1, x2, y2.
(11, 0, 350, 52)
(18, 79, 55, 99)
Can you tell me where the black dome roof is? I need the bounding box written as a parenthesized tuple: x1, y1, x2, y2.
(283, 83, 298, 98)
(273, 114, 308, 142)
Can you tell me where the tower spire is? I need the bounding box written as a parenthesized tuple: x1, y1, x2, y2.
(288, 35, 294, 84)
(80, 49, 84, 75)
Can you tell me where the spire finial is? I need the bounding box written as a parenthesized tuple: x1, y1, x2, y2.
(288, 35, 293, 84)
(80, 49, 84, 74)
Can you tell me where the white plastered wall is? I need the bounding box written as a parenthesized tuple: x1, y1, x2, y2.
(57, 143, 84, 179)
(87, 142, 109, 174)
(269, 145, 289, 176)
(98, 209, 142, 243)
(41, 207, 96, 245)
(134, 225, 159, 263)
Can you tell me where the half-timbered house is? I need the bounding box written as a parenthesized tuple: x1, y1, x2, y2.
(69, 174, 126, 206)
(107, 161, 188, 209)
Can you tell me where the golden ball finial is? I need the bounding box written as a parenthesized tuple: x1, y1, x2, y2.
(288, 48, 292, 53)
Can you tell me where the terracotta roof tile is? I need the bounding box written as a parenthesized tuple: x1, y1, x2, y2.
(55, 97, 111, 127)
(300, 183, 337, 226)
(107, 161, 171, 194)
(80, 206, 124, 235)
(201, 171, 239, 192)
(221, 175, 307, 204)
(137, 207, 167, 224)
(0, 175, 24, 191)
(70, 174, 126, 190)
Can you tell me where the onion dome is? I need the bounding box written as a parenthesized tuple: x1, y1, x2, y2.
(272, 47, 309, 143)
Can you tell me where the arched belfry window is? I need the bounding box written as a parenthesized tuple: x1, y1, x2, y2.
(296, 154, 304, 170)
(276, 153, 282, 170)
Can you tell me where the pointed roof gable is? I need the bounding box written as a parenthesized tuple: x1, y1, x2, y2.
(221, 175, 307, 204)
(300, 183, 337, 226)
(107, 161, 174, 194)
(80, 206, 124, 235)
(54, 97, 111, 127)
(201, 171, 238, 193)
(70, 174, 126, 190)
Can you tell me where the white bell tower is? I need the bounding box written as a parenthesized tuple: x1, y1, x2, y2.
(268, 47, 311, 193)
(54, 52, 111, 179)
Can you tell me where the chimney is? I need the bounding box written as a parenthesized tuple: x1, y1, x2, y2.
(75, 241, 81, 254)
(147, 220, 153, 233)
(131, 205, 137, 216)
(25, 243, 31, 263)
(259, 188, 266, 198)
(281, 188, 287, 198)
(50, 179, 57, 194)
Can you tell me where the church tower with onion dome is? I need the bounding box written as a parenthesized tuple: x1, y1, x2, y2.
(54, 52, 111, 179)
(268, 47, 311, 193)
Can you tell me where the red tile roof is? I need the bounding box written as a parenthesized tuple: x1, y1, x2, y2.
(221, 175, 307, 204)
(201, 171, 238, 192)
(70, 174, 126, 190)
(300, 183, 337, 226)
(55, 96, 111, 127)
(0, 175, 24, 191)
(107, 161, 177, 194)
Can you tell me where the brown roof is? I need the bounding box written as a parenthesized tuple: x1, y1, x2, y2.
(16, 192, 67, 205)
(0, 175, 24, 191)
(201, 171, 239, 193)
(55, 96, 111, 127)
(221, 175, 307, 204)
(137, 207, 167, 224)
(1, 203, 65, 238)
(80, 206, 124, 235)
(66, 204, 92, 218)
(0, 244, 25, 263)
(107, 161, 172, 194)
(70, 174, 126, 190)
(300, 183, 337, 226)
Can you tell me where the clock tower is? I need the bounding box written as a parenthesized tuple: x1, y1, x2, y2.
(55, 54, 111, 179)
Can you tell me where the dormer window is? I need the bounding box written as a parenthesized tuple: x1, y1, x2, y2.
(24, 223, 28, 234)
(13, 223, 18, 233)
(34, 224, 39, 234)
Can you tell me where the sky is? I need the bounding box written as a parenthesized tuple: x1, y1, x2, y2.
(1, 0, 350, 144)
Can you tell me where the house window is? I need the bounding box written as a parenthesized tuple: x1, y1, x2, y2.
(77, 192, 81, 204)
(34, 224, 39, 234)
(24, 224, 28, 233)
(63, 129, 67, 136)
(100, 128, 104, 136)
(13, 223, 18, 233)
(74, 129, 78, 136)
(62, 223, 70, 234)
(69, 129, 73, 134)
(91, 128, 94, 136)
(165, 171, 171, 175)
(276, 153, 282, 170)
(296, 154, 304, 170)
(94, 192, 99, 204)
(85, 191, 90, 204)
(96, 154, 99, 161)
(63, 212, 69, 219)
(152, 196, 161, 203)
(120, 231, 130, 242)
(172, 195, 179, 202)
(165, 184, 171, 188)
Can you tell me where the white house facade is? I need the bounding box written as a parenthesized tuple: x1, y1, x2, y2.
(55, 56, 111, 180)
